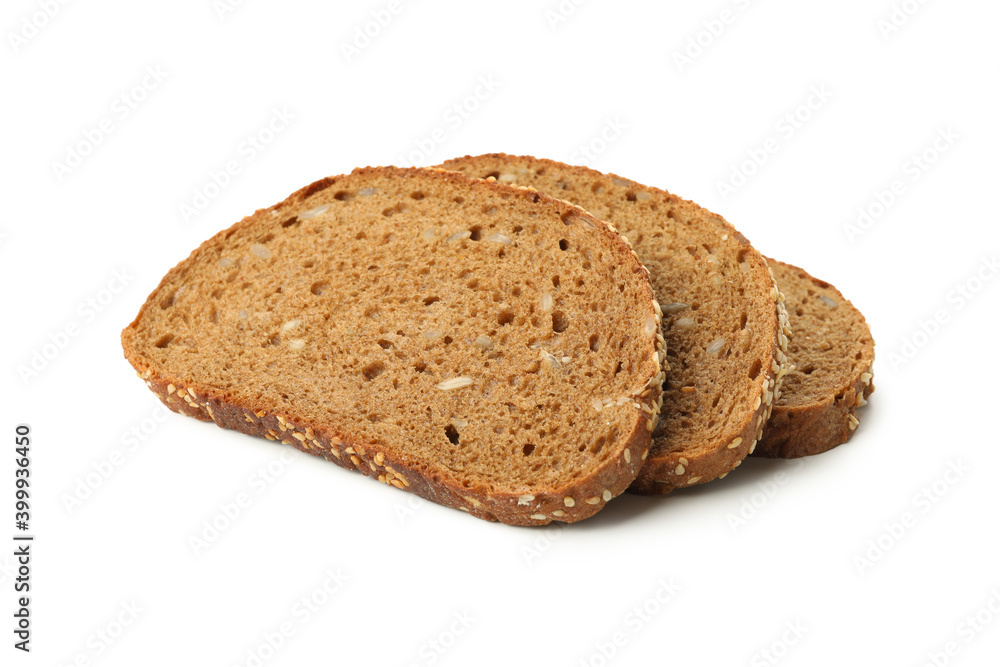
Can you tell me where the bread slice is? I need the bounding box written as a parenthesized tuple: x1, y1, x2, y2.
(753, 259, 874, 458)
(121, 166, 665, 525)
(440, 155, 790, 494)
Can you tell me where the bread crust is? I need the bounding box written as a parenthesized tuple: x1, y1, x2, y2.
(752, 259, 874, 459)
(122, 166, 665, 525)
(124, 366, 658, 524)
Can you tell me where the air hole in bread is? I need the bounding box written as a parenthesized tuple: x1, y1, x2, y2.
(469, 226, 483, 241)
(423, 296, 440, 306)
(748, 359, 762, 380)
(160, 291, 178, 309)
(522, 444, 535, 456)
(154, 334, 174, 348)
(362, 361, 385, 381)
(377, 339, 392, 350)
(552, 311, 570, 333)
(552, 275, 560, 288)
(281, 216, 299, 228)
(452, 196, 464, 204)
(497, 310, 514, 326)
(559, 239, 569, 251)
(311, 281, 329, 296)
(589, 334, 601, 352)
(410, 191, 425, 200)
(445, 424, 460, 445)
(626, 191, 637, 202)
(334, 191, 353, 201)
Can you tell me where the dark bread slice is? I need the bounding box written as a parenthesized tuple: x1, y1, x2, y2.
(121, 166, 665, 525)
(440, 155, 790, 494)
(754, 259, 874, 458)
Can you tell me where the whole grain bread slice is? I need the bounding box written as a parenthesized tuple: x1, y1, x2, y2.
(122, 166, 665, 525)
(440, 155, 790, 494)
(753, 259, 874, 458)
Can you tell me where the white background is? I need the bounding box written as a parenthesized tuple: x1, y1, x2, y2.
(2, 0, 999, 665)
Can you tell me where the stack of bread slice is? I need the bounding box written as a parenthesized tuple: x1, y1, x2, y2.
(122, 158, 873, 525)
(441, 155, 874, 494)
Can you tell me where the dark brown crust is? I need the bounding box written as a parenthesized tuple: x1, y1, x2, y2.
(752, 259, 874, 459)
(122, 166, 664, 525)
(438, 155, 790, 496)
